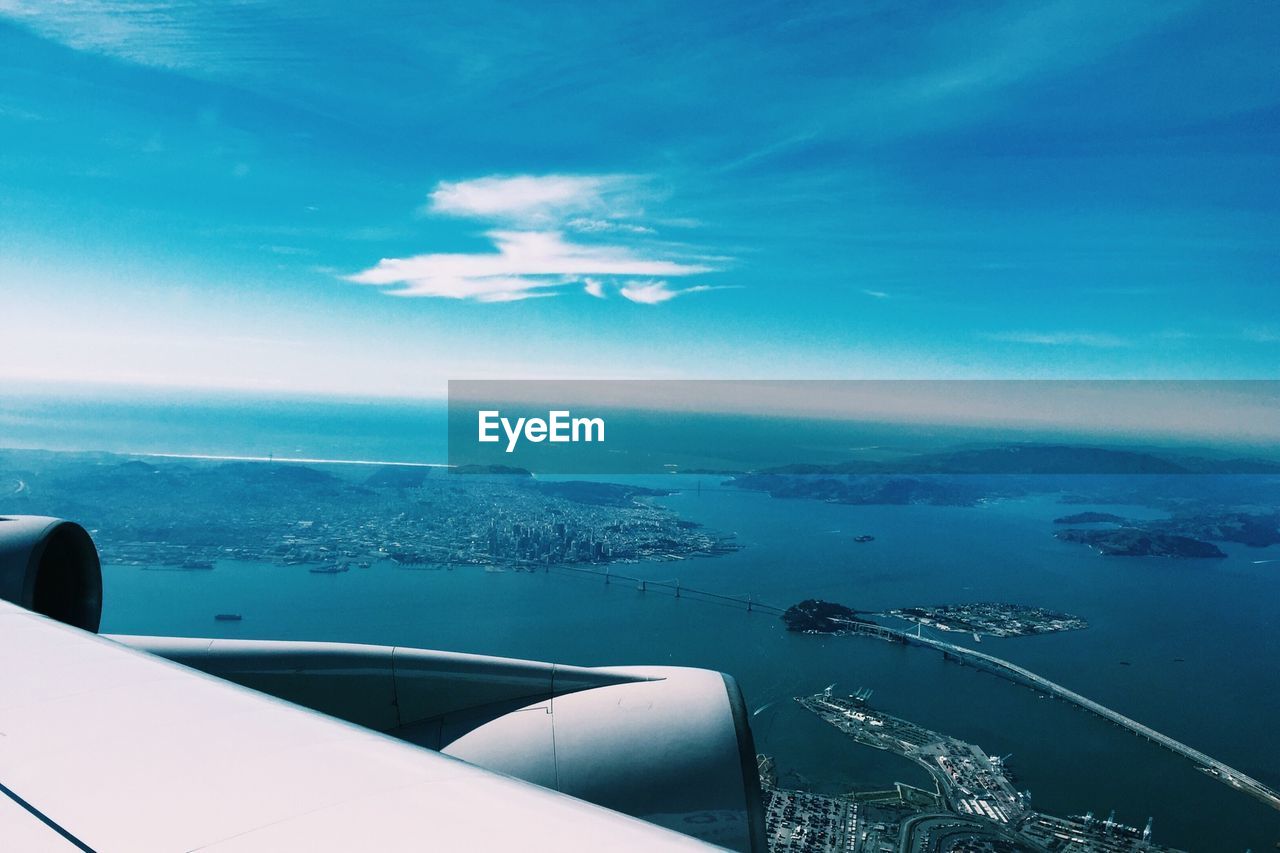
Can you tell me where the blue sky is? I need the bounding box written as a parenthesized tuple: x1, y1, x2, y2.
(1, 1, 1278, 397)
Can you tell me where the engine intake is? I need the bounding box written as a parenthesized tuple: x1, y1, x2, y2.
(0, 515, 103, 632)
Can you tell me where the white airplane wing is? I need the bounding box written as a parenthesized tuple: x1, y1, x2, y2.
(0, 598, 715, 852)
(0, 516, 756, 851)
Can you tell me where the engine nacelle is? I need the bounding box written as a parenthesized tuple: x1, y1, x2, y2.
(442, 666, 766, 852)
(0, 515, 102, 633)
(119, 637, 768, 851)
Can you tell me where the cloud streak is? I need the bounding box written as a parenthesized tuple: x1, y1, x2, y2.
(618, 280, 729, 305)
(349, 230, 716, 303)
(984, 331, 1131, 348)
(428, 174, 638, 226)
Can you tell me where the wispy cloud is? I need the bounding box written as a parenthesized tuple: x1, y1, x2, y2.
(984, 331, 1131, 348)
(0, 99, 44, 122)
(862, 289, 890, 299)
(618, 280, 732, 305)
(566, 217, 655, 235)
(351, 174, 727, 303)
(427, 174, 644, 228)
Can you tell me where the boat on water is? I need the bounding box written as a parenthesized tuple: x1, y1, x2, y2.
(214, 614, 242, 622)
(309, 563, 351, 574)
(853, 535, 875, 543)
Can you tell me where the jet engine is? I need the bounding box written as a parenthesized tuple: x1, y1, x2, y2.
(441, 665, 765, 851)
(0, 515, 102, 633)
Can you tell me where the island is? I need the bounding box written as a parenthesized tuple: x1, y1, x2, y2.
(1054, 509, 1280, 551)
(781, 599, 870, 633)
(1151, 510, 1280, 548)
(1055, 527, 1226, 558)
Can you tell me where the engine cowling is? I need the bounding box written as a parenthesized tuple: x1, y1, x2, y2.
(442, 666, 766, 852)
(0, 515, 103, 633)
(120, 637, 769, 851)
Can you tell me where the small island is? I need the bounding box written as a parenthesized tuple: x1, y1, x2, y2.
(1053, 510, 1280, 550)
(782, 599, 870, 633)
(1055, 527, 1226, 558)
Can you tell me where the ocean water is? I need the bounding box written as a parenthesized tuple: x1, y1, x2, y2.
(0, 391, 450, 463)
(5, 391, 1279, 850)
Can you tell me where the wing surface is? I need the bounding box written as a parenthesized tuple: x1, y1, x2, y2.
(0, 600, 713, 852)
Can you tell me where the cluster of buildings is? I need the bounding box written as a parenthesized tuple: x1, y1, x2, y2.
(486, 520, 610, 564)
(883, 603, 1088, 638)
(792, 690, 1184, 853)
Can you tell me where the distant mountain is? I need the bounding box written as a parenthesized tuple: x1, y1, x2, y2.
(213, 462, 337, 484)
(904, 445, 1191, 474)
(116, 459, 159, 474)
(731, 473, 998, 506)
(761, 444, 1280, 476)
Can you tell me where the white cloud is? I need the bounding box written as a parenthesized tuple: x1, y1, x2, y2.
(985, 331, 1130, 348)
(428, 174, 637, 225)
(862, 289, 890, 299)
(349, 172, 728, 304)
(348, 231, 714, 302)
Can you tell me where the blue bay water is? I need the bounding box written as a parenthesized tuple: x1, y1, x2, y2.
(99, 487, 1280, 851)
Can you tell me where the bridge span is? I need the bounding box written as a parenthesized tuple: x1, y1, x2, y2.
(842, 620, 1280, 813)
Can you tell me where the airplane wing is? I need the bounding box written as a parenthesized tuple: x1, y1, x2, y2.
(0, 515, 763, 851)
(0, 598, 715, 851)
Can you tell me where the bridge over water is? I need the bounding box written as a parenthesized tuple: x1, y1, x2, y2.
(511, 563, 1280, 813)
(839, 619, 1280, 813)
